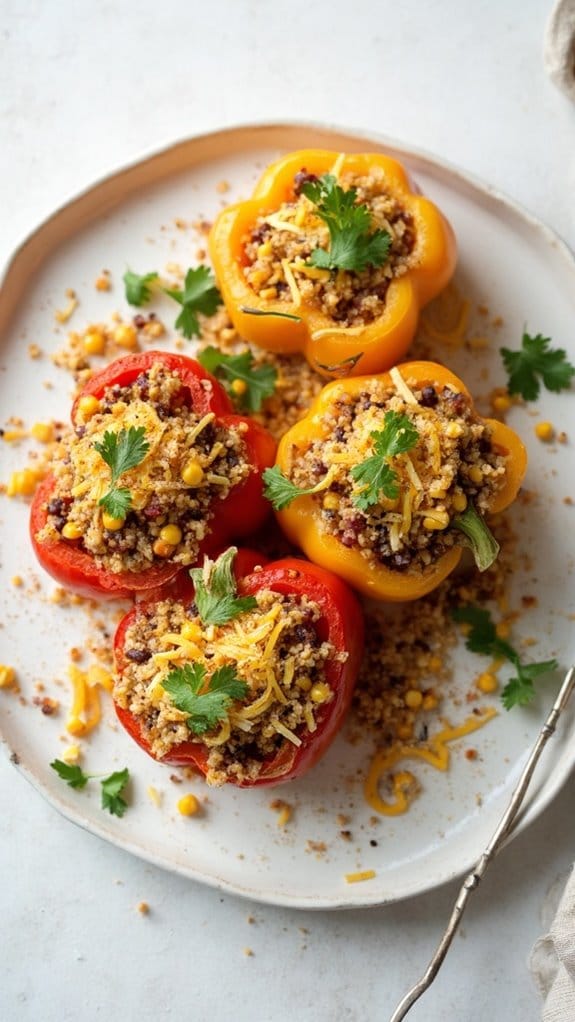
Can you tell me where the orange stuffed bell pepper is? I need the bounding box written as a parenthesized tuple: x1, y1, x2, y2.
(209, 150, 456, 379)
(263, 361, 527, 601)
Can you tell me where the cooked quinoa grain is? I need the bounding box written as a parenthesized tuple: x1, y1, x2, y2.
(114, 591, 342, 785)
(38, 363, 250, 574)
(243, 167, 416, 327)
(288, 373, 507, 572)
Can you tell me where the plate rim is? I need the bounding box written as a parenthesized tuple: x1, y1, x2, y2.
(1, 119, 574, 910)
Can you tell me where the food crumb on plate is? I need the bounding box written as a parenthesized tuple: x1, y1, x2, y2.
(345, 869, 376, 884)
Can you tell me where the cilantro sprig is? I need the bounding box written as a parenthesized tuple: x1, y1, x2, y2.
(51, 761, 130, 817)
(94, 426, 150, 520)
(123, 269, 159, 307)
(262, 465, 331, 511)
(500, 331, 575, 401)
(162, 663, 248, 735)
(164, 266, 222, 340)
(189, 547, 257, 626)
(452, 605, 558, 710)
(301, 174, 391, 273)
(351, 411, 419, 511)
(452, 503, 500, 572)
(197, 346, 277, 412)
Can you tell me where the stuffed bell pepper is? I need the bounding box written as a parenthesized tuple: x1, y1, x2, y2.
(113, 547, 364, 787)
(30, 352, 276, 598)
(264, 361, 527, 601)
(209, 150, 456, 378)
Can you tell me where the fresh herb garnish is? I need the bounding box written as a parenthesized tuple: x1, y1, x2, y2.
(500, 331, 575, 401)
(100, 768, 130, 817)
(452, 605, 558, 710)
(197, 346, 277, 412)
(94, 426, 150, 520)
(123, 269, 159, 307)
(315, 353, 364, 376)
(301, 174, 391, 273)
(50, 760, 130, 816)
(239, 306, 302, 322)
(452, 503, 500, 572)
(162, 663, 248, 735)
(164, 266, 222, 339)
(350, 411, 419, 511)
(262, 465, 324, 511)
(189, 547, 257, 626)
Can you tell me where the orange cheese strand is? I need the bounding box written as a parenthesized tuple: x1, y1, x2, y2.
(365, 707, 498, 816)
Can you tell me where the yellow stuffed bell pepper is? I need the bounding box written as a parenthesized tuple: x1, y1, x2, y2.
(263, 361, 527, 601)
(209, 150, 456, 379)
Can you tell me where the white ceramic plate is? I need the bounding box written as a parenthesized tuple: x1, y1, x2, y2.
(1, 123, 574, 909)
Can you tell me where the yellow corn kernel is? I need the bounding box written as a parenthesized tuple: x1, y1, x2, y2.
(11, 575, 23, 587)
(230, 378, 248, 397)
(77, 395, 101, 419)
(297, 675, 312, 692)
(7, 468, 39, 497)
(0, 666, 16, 689)
(397, 722, 414, 741)
(491, 393, 512, 414)
(61, 744, 81, 764)
(177, 793, 200, 816)
(468, 465, 484, 484)
(102, 512, 125, 531)
(310, 682, 331, 703)
(160, 524, 182, 546)
(181, 460, 204, 486)
(153, 539, 175, 558)
(428, 486, 447, 500)
(535, 421, 554, 442)
(31, 421, 55, 443)
(423, 511, 450, 531)
(114, 324, 138, 350)
(83, 329, 106, 355)
(249, 268, 269, 289)
(495, 621, 510, 639)
(404, 689, 423, 710)
(477, 672, 498, 694)
(422, 693, 438, 711)
(451, 491, 468, 513)
(445, 421, 464, 438)
(323, 492, 340, 510)
(62, 522, 84, 540)
(259, 286, 277, 300)
(257, 240, 273, 258)
(95, 275, 111, 292)
(181, 621, 202, 641)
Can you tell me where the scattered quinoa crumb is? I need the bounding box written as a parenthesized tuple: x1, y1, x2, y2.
(137, 902, 150, 915)
(244, 947, 254, 957)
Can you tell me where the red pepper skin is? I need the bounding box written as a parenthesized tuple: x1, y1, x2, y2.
(30, 352, 276, 599)
(113, 554, 364, 787)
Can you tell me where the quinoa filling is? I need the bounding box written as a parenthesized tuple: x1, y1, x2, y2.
(38, 363, 250, 574)
(243, 166, 416, 327)
(114, 591, 340, 785)
(288, 374, 508, 572)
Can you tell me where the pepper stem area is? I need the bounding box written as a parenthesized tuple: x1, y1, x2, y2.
(452, 504, 500, 572)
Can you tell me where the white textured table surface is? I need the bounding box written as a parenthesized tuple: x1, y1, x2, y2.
(1, 2, 575, 1020)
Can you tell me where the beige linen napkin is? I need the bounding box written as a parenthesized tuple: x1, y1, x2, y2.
(531, 868, 575, 1021)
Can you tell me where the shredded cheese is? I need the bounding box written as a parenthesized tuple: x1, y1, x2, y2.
(389, 366, 418, 405)
(281, 260, 302, 307)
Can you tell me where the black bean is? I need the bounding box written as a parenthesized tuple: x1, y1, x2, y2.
(420, 385, 438, 408)
(125, 648, 151, 664)
(293, 169, 318, 195)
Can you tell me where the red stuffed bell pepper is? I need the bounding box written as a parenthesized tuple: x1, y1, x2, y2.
(30, 352, 276, 599)
(113, 547, 364, 787)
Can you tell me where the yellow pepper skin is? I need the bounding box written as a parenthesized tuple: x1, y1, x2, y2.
(274, 362, 527, 602)
(209, 150, 457, 379)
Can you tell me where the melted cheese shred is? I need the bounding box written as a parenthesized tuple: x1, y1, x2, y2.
(364, 707, 498, 816)
(66, 663, 107, 737)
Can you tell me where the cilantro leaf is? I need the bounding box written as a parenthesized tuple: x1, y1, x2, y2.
(123, 269, 158, 307)
(452, 503, 500, 572)
(500, 331, 575, 401)
(164, 266, 222, 339)
(350, 411, 419, 511)
(94, 426, 150, 520)
(452, 604, 558, 710)
(100, 768, 130, 817)
(262, 465, 322, 511)
(198, 346, 277, 412)
(50, 759, 90, 789)
(189, 547, 257, 625)
(162, 662, 248, 735)
(301, 174, 391, 273)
